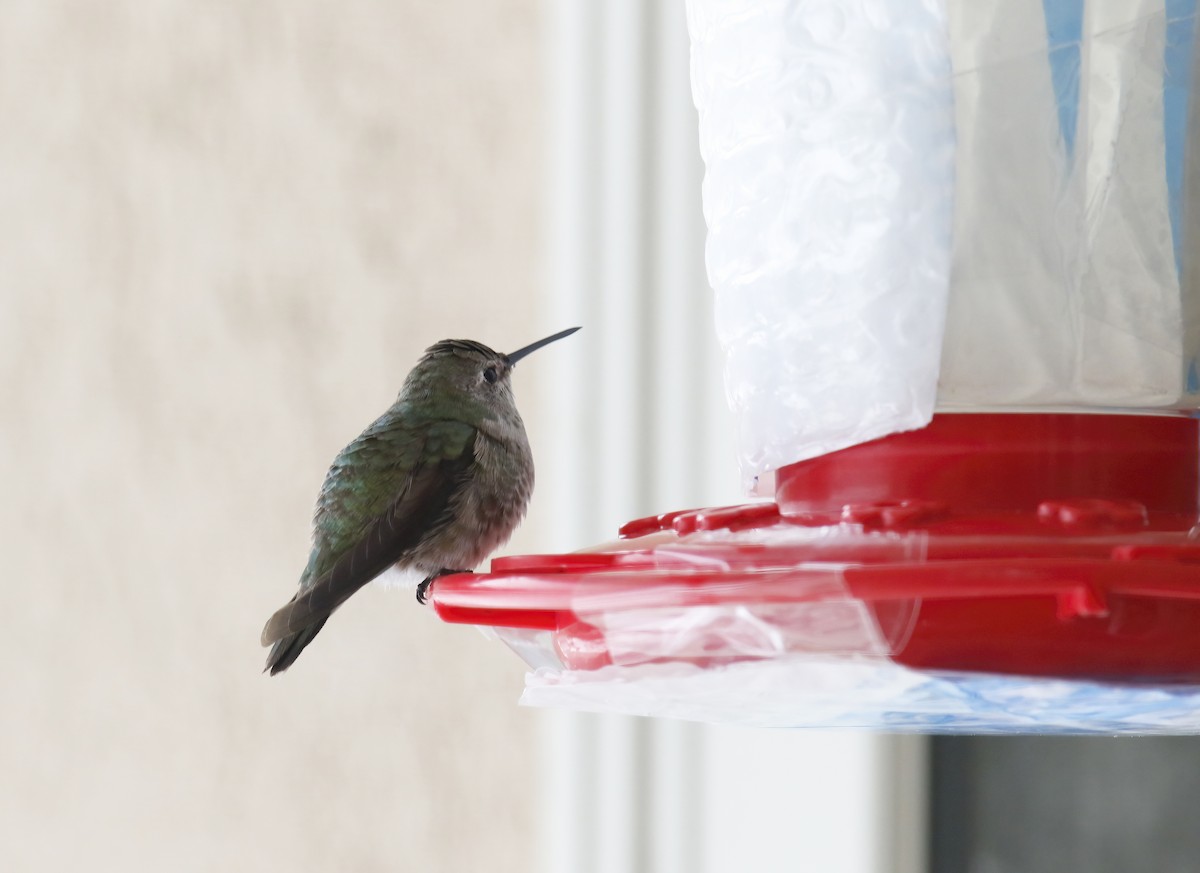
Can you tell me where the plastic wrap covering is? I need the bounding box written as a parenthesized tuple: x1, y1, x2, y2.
(687, 0, 956, 485)
(435, 518, 1200, 733)
(434, 413, 1200, 734)
(519, 659, 1200, 734)
(458, 515, 1200, 733)
(689, 0, 1200, 487)
(457, 513, 1200, 732)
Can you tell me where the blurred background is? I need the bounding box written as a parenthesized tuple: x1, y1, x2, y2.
(2, 1, 546, 870)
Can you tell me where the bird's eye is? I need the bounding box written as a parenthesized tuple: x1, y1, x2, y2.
(483, 366, 498, 384)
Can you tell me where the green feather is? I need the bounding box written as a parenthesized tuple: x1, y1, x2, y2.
(303, 411, 475, 585)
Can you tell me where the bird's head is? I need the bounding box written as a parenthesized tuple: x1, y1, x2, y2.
(402, 326, 580, 419)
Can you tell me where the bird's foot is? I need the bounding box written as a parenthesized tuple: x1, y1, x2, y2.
(416, 568, 473, 605)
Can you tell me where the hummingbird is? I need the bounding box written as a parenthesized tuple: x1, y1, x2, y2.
(261, 326, 580, 675)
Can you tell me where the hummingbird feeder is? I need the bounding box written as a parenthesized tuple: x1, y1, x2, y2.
(432, 0, 1200, 731)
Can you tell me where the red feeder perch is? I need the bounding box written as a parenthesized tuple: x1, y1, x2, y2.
(432, 413, 1200, 689)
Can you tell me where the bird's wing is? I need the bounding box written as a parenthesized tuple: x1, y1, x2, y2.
(260, 421, 476, 646)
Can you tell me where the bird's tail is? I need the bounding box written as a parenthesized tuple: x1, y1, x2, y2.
(263, 615, 330, 675)
(262, 554, 379, 674)
(261, 584, 341, 675)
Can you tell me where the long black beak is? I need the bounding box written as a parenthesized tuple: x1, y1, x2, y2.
(505, 326, 581, 365)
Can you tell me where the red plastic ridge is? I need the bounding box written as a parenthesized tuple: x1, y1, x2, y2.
(431, 414, 1200, 682)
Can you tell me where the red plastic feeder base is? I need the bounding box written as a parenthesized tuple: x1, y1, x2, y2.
(432, 413, 1200, 683)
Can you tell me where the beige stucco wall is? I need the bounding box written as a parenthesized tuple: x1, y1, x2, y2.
(0, 3, 546, 870)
